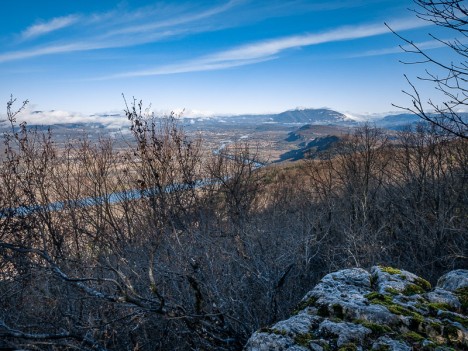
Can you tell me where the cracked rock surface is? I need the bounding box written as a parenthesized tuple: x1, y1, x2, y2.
(245, 267, 468, 351)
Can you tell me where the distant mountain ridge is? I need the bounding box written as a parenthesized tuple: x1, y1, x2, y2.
(5, 106, 461, 130)
(180, 108, 355, 126)
(272, 108, 349, 124)
(374, 113, 421, 130)
(373, 112, 468, 131)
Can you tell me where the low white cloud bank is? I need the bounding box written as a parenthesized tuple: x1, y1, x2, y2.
(0, 105, 217, 129)
(0, 106, 130, 129)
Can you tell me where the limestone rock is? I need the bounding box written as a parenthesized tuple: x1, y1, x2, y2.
(371, 336, 411, 351)
(437, 269, 468, 292)
(318, 320, 371, 346)
(244, 266, 468, 351)
(425, 288, 461, 311)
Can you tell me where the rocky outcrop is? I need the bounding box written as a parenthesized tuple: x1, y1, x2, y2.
(245, 266, 468, 351)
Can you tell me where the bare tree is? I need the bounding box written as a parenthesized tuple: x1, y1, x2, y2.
(388, 0, 468, 138)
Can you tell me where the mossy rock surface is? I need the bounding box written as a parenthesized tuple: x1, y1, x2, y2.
(455, 287, 468, 314)
(378, 266, 402, 275)
(245, 267, 468, 351)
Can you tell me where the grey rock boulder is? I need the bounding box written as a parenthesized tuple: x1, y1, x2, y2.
(245, 266, 468, 351)
(437, 269, 468, 292)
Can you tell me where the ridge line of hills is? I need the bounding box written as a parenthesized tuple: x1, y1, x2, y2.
(3, 107, 453, 130)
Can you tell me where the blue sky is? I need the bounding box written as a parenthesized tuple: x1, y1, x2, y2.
(0, 0, 456, 121)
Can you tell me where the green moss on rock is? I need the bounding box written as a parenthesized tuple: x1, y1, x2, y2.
(366, 291, 427, 321)
(338, 343, 358, 351)
(294, 332, 314, 347)
(426, 302, 453, 313)
(403, 331, 425, 342)
(354, 319, 392, 335)
(414, 277, 432, 291)
(271, 328, 288, 336)
(373, 345, 391, 351)
(402, 283, 426, 295)
(387, 304, 412, 316)
(293, 296, 318, 314)
(247, 267, 468, 351)
(385, 287, 400, 295)
(439, 311, 468, 328)
(365, 292, 393, 305)
(378, 266, 402, 275)
(455, 287, 468, 314)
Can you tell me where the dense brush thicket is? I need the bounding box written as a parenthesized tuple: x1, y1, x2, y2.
(0, 98, 466, 350)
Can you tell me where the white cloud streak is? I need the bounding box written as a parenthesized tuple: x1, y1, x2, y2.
(0, 1, 241, 64)
(0, 1, 434, 81)
(0, 29, 187, 63)
(104, 0, 241, 37)
(104, 57, 276, 79)
(100, 17, 431, 79)
(21, 15, 79, 40)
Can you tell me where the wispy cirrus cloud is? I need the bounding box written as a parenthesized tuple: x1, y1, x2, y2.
(103, 0, 241, 37)
(0, 29, 190, 63)
(1, 0, 417, 68)
(100, 17, 431, 79)
(0, 1, 242, 63)
(20, 15, 79, 40)
(0, 43, 93, 62)
(104, 56, 277, 79)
